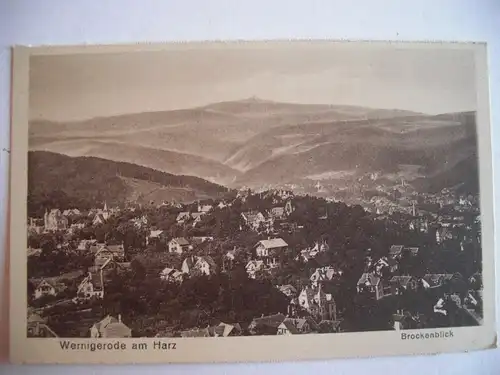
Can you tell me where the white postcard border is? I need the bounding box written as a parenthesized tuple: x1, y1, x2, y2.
(9, 40, 497, 364)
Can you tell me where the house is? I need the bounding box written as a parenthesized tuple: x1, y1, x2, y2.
(421, 274, 454, 289)
(248, 313, 286, 335)
(298, 285, 336, 321)
(146, 230, 166, 246)
(44, 209, 68, 231)
(168, 238, 192, 254)
(28, 218, 44, 234)
(27, 313, 58, 338)
(94, 244, 125, 267)
(433, 294, 462, 316)
(131, 215, 148, 228)
(198, 204, 213, 213)
(311, 240, 329, 253)
(77, 271, 104, 299)
(405, 246, 419, 256)
(436, 227, 453, 244)
(217, 201, 228, 209)
(296, 317, 319, 333)
(92, 213, 107, 226)
(77, 239, 97, 251)
(245, 260, 265, 279)
(357, 273, 384, 300)
(209, 322, 242, 337)
(297, 240, 330, 262)
(62, 208, 81, 217)
(255, 238, 288, 256)
(191, 212, 205, 227)
(277, 319, 300, 335)
(241, 211, 267, 231)
(89, 242, 106, 254)
(176, 212, 192, 224)
(181, 255, 217, 276)
(390, 276, 418, 295)
(278, 284, 298, 299)
(409, 218, 429, 233)
(33, 279, 65, 300)
(448, 293, 463, 308)
(373, 257, 398, 274)
(28, 224, 44, 235)
(277, 317, 316, 335)
(392, 310, 421, 330)
(296, 248, 317, 262)
(222, 247, 243, 271)
(317, 320, 342, 333)
(389, 245, 404, 259)
(99, 258, 131, 274)
(169, 201, 184, 209)
(90, 315, 132, 338)
(469, 272, 482, 289)
(268, 207, 286, 220)
(310, 266, 342, 287)
(464, 290, 481, 309)
(191, 236, 213, 246)
(236, 188, 251, 201)
(254, 238, 288, 267)
(275, 189, 293, 200)
(107, 244, 126, 260)
(159, 267, 185, 283)
(27, 247, 42, 258)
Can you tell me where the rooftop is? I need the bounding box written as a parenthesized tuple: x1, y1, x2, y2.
(257, 238, 288, 249)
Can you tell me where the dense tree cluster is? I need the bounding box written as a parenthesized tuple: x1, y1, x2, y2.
(27, 151, 232, 217)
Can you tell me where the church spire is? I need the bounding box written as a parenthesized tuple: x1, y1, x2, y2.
(104, 201, 108, 211)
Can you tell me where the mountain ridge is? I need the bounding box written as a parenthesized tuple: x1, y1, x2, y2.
(28, 100, 478, 194)
(27, 151, 232, 217)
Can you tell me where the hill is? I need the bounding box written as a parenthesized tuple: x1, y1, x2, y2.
(28, 151, 232, 216)
(412, 154, 479, 195)
(29, 139, 240, 186)
(231, 111, 478, 192)
(28, 100, 478, 193)
(29, 98, 421, 185)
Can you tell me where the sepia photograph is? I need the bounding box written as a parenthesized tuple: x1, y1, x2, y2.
(9, 41, 496, 364)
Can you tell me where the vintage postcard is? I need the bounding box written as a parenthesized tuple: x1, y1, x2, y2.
(9, 40, 496, 364)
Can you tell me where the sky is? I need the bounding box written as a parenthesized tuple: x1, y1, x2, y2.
(29, 44, 477, 121)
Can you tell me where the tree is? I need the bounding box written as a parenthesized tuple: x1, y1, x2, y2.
(131, 259, 146, 281)
(40, 234, 57, 256)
